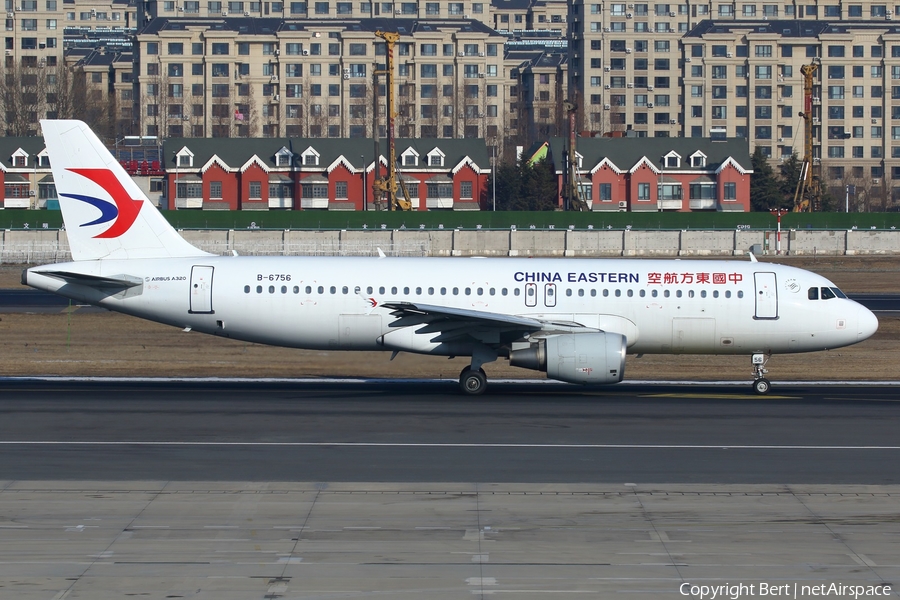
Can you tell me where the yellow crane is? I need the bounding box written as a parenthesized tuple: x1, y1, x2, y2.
(793, 62, 821, 212)
(372, 30, 413, 211)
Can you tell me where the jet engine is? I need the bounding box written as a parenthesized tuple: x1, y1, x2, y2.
(509, 332, 627, 384)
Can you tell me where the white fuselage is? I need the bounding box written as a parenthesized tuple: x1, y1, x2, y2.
(26, 256, 877, 358)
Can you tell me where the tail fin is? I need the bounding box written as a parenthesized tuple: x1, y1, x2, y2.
(40, 119, 209, 261)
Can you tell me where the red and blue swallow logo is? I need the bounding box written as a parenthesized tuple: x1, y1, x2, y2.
(60, 168, 143, 239)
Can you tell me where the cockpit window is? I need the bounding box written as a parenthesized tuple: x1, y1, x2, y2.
(820, 287, 836, 300)
(808, 287, 819, 300)
(831, 287, 847, 299)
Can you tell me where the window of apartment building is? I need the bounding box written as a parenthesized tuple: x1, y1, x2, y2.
(756, 105, 772, 119)
(712, 65, 727, 79)
(290, 2, 307, 13)
(828, 106, 845, 119)
(743, 4, 756, 15)
(828, 65, 845, 79)
(168, 64, 183, 77)
(654, 40, 670, 52)
(638, 183, 650, 200)
(755, 66, 772, 79)
(712, 106, 727, 119)
(872, 4, 887, 16)
(168, 84, 183, 98)
(755, 44, 772, 57)
(212, 84, 229, 97)
(828, 85, 844, 99)
(848, 4, 862, 16)
(191, 63, 203, 76)
(872, 45, 884, 57)
(763, 4, 778, 16)
(211, 63, 229, 77)
(755, 86, 772, 99)
(873, 86, 884, 98)
(718, 4, 733, 15)
(654, 58, 670, 70)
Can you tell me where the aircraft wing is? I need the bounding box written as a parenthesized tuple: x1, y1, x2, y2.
(380, 301, 594, 344)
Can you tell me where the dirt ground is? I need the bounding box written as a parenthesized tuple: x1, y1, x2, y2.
(1, 256, 898, 382)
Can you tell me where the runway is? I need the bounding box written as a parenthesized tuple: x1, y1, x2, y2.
(2, 378, 899, 484)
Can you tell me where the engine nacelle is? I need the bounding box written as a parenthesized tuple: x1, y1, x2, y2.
(509, 333, 626, 384)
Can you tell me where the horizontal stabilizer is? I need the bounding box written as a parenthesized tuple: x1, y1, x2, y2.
(38, 270, 143, 290)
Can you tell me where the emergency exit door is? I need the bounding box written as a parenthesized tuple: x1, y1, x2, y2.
(189, 265, 215, 314)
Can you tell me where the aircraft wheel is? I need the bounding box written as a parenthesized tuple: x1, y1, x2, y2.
(753, 378, 771, 395)
(459, 367, 487, 396)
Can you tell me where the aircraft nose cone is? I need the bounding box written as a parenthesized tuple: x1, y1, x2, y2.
(857, 306, 879, 341)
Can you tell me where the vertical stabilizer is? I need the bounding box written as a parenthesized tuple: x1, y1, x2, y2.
(40, 119, 210, 261)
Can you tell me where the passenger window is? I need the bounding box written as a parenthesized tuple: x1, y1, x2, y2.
(477, 287, 483, 295)
(269, 286, 275, 294)
(465, 287, 471, 295)
(676, 290, 682, 298)
(527, 287, 535, 297)
(367, 286, 373, 294)
(244, 285, 250, 293)
(391, 286, 398, 294)
(664, 290, 670, 298)
(453, 287, 459, 295)
(737, 290, 743, 298)
(403, 287, 410, 295)
(306, 286, 312, 294)
(490, 288, 495, 295)
(652, 289, 658, 298)
(713, 290, 719, 298)
(257, 285, 263, 293)
(441, 287, 447, 295)
(514, 288, 520, 296)
(281, 286, 287, 294)
(293, 286, 299, 294)
(330, 286, 336, 294)
(603, 289, 609, 297)
(566, 289, 573, 297)
(342, 286, 349, 294)
(688, 290, 694, 298)
(615, 289, 621, 297)
(591, 289, 597, 297)
(627, 289, 633, 297)
(808, 287, 819, 300)
(317, 286, 324, 294)
(821, 287, 836, 300)
(379, 286, 386, 294)
(578, 289, 585, 297)
(428, 287, 434, 295)
(501, 288, 508, 296)
(639, 289, 645, 297)
(415, 287, 422, 295)
(700, 290, 707, 298)
(725, 290, 731, 298)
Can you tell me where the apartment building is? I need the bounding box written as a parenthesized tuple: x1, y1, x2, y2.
(134, 17, 507, 142)
(143, 0, 495, 26)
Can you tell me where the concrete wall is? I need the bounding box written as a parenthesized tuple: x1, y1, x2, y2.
(4, 227, 900, 264)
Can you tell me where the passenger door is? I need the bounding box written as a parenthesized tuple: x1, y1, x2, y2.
(189, 265, 214, 314)
(753, 272, 778, 319)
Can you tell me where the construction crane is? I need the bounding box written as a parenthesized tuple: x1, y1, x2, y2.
(372, 30, 413, 211)
(792, 62, 822, 212)
(561, 99, 589, 211)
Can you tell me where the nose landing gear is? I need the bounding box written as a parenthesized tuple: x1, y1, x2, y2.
(752, 353, 771, 395)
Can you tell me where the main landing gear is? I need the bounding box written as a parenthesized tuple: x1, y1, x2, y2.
(752, 353, 771, 395)
(459, 366, 487, 395)
(458, 345, 497, 396)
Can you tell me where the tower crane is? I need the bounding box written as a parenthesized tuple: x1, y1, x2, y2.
(793, 62, 822, 212)
(372, 30, 413, 211)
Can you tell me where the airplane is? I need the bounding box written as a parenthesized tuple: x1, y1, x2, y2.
(24, 119, 879, 395)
